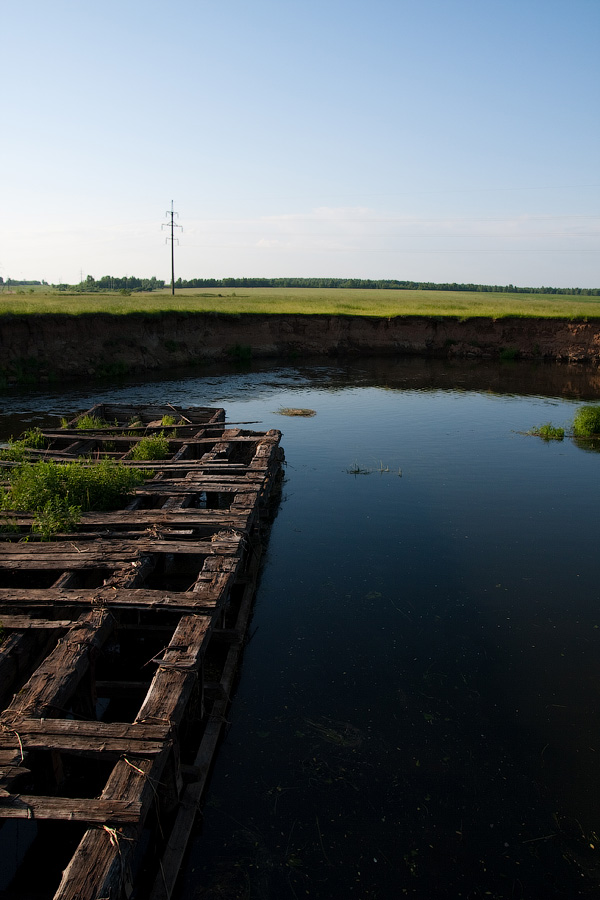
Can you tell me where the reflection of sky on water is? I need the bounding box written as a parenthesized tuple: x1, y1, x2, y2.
(1, 357, 600, 898)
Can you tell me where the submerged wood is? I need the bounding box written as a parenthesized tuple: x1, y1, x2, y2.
(0, 404, 284, 900)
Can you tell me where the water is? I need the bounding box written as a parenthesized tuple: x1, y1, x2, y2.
(1, 357, 600, 898)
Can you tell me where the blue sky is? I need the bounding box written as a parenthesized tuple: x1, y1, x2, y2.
(2, 0, 598, 287)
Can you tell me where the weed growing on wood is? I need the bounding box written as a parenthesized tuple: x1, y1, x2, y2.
(130, 432, 170, 460)
(75, 414, 116, 430)
(0, 460, 148, 537)
(528, 423, 565, 441)
(0, 428, 48, 461)
(573, 405, 600, 437)
(32, 498, 82, 540)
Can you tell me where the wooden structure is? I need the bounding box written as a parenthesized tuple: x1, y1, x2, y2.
(0, 404, 284, 899)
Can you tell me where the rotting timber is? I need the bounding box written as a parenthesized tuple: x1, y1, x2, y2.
(0, 404, 284, 900)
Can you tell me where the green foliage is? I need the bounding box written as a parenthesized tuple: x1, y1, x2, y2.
(529, 423, 565, 441)
(573, 405, 600, 437)
(161, 415, 176, 426)
(1, 459, 147, 538)
(74, 414, 114, 430)
(33, 498, 82, 541)
(0, 428, 48, 461)
(130, 432, 170, 460)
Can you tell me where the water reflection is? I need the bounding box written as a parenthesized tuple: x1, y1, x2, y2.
(1, 357, 600, 898)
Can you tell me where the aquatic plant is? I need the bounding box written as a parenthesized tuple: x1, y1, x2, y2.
(573, 405, 600, 437)
(346, 459, 402, 475)
(528, 423, 565, 441)
(276, 407, 316, 417)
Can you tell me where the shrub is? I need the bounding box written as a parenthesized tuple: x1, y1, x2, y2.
(130, 432, 170, 460)
(0, 428, 48, 461)
(573, 405, 600, 437)
(0, 460, 148, 538)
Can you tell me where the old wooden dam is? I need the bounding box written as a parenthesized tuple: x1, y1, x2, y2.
(0, 404, 284, 899)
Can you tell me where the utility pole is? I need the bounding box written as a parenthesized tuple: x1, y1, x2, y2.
(162, 201, 183, 295)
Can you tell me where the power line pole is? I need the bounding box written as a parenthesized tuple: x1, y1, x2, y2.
(162, 201, 183, 295)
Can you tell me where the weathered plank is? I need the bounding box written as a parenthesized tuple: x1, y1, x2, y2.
(0, 616, 74, 630)
(0, 795, 142, 823)
(0, 545, 234, 570)
(0, 718, 172, 757)
(0, 578, 235, 613)
(0, 506, 251, 531)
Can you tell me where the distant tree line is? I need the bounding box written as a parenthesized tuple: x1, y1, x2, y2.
(55, 275, 166, 292)
(41, 275, 600, 296)
(174, 276, 600, 295)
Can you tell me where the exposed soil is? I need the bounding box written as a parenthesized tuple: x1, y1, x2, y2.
(2, 312, 600, 382)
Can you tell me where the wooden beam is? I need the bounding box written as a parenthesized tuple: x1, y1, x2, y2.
(0, 795, 142, 824)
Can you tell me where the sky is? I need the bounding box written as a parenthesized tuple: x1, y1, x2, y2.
(2, 0, 599, 289)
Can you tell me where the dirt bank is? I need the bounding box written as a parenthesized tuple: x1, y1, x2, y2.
(2, 312, 600, 382)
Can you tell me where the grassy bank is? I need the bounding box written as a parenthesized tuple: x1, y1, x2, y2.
(2, 287, 600, 319)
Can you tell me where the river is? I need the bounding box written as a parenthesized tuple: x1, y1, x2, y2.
(1, 356, 600, 899)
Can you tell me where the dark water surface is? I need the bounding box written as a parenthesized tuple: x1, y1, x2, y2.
(1, 357, 600, 899)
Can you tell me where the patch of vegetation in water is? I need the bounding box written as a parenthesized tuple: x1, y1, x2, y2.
(573, 404, 600, 437)
(528, 422, 565, 441)
(275, 407, 316, 417)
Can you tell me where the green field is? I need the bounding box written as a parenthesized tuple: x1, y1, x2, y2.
(2, 286, 600, 319)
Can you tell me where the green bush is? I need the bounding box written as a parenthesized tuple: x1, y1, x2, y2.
(130, 432, 170, 460)
(0, 428, 48, 461)
(573, 405, 600, 437)
(0, 460, 148, 537)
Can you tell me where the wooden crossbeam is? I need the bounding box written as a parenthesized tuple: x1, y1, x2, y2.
(0, 539, 243, 569)
(0, 507, 250, 530)
(0, 795, 142, 823)
(0, 578, 234, 612)
(0, 616, 74, 630)
(0, 718, 173, 757)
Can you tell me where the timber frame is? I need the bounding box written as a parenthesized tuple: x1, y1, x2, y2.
(0, 404, 284, 899)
